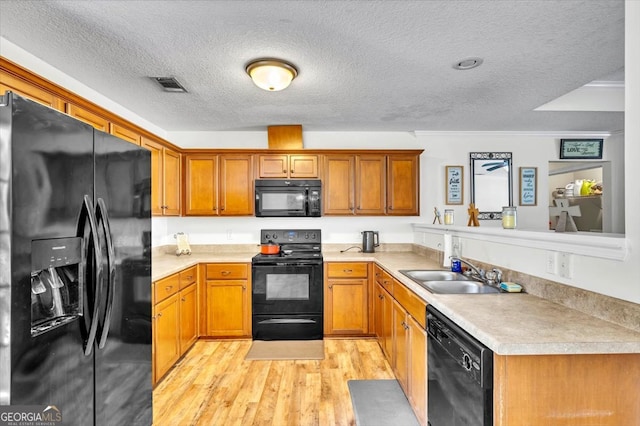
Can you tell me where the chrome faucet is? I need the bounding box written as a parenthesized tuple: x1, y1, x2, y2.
(450, 257, 502, 286)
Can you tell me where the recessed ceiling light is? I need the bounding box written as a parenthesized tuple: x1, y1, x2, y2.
(453, 57, 484, 70)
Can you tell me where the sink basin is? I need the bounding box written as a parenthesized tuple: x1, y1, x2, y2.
(399, 269, 500, 294)
(420, 280, 500, 294)
(399, 270, 471, 282)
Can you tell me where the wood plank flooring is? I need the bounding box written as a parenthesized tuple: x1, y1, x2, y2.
(153, 339, 394, 426)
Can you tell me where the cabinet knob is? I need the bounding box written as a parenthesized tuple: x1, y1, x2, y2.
(157, 312, 163, 318)
(343, 269, 352, 274)
(242, 285, 246, 290)
(165, 285, 173, 291)
(328, 285, 333, 290)
(181, 297, 186, 302)
(221, 271, 231, 276)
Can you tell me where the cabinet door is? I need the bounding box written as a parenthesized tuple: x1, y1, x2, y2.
(179, 284, 198, 355)
(206, 280, 249, 336)
(66, 103, 109, 132)
(0, 71, 64, 111)
(323, 155, 355, 215)
(408, 315, 428, 426)
(392, 299, 410, 393)
(355, 155, 386, 214)
(219, 155, 253, 215)
(258, 154, 288, 178)
(154, 293, 180, 382)
(110, 123, 141, 145)
(325, 278, 368, 335)
(387, 155, 419, 215)
(290, 154, 319, 178)
(184, 154, 218, 215)
(141, 138, 164, 216)
(381, 286, 393, 360)
(163, 148, 181, 216)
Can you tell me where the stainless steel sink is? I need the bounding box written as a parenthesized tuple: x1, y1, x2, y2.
(420, 280, 500, 294)
(399, 270, 500, 294)
(400, 270, 471, 282)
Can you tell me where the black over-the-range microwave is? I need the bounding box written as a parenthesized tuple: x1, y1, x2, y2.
(254, 179, 322, 217)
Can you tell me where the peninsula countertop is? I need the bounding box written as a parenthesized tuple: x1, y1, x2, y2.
(152, 250, 640, 356)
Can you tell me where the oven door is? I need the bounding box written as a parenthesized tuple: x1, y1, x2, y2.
(252, 262, 323, 314)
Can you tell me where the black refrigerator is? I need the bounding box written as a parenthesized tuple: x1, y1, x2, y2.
(0, 92, 152, 425)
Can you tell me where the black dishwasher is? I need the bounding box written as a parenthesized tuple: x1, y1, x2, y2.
(426, 306, 493, 426)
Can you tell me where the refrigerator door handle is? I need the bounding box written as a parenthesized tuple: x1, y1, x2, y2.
(95, 198, 115, 349)
(77, 194, 103, 356)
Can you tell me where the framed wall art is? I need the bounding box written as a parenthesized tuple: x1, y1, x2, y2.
(519, 166, 537, 206)
(445, 165, 464, 205)
(559, 139, 603, 159)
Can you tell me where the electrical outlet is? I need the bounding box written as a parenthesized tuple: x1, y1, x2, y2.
(546, 251, 558, 274)
(452, 236, 462, 257)
(559, 252, 573, 278)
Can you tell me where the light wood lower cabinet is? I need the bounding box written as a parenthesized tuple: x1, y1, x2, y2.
(372, 264, 427, 425)
(152, 265, 198, 385)
(494, 353, 640, 426)
(324, 262, 369, 335)
(153, 292, 180, 386)
(204, 263, 251, 337)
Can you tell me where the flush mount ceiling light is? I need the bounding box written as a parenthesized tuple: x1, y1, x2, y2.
(453, 57, 484, 70)
(245, 59, 298, 91)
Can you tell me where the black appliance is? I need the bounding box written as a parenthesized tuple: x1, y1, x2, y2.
(254, 179, 322, 217)
(426, 305, 493, 426)
(0, 92, 152, 425)
(252, 229, 323, 340)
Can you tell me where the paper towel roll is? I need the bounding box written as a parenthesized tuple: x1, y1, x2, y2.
(443, 234, 452, 267)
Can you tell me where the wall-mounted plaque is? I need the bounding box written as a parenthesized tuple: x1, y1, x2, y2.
(519, 167, 537, 206)
(560, 139, 603, 159)
(445, 165, 463, 205)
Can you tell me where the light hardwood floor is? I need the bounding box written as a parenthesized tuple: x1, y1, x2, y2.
(153, 339, 395, 426)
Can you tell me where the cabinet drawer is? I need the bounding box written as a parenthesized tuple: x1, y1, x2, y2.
(179, 265, 197, 289)
(394, 280, 427, 329)
(154, 273, 180, 303)
(206, 263, 248, 280)
(327, 262, 368, 278)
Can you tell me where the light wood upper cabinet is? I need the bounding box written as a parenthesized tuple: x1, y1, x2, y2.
(219, 155, 254, 215)
(324, 154, 385, 215)
(142, 137, 181, 216)
(355, 155, 386, 215)
(0, 71, 64, 111)
(184, 154, 253, 216)
(110, 123, 142, 145)
(387, 155, 419, 215)
(258, 154, 318, 178)
(184, 154, 218, 215)
(66, 103, 109, 132)
(323, 155, 355, 214)
(324, 153, 418, 216)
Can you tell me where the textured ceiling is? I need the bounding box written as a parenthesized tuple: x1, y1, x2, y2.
(0, 0, 625, 133)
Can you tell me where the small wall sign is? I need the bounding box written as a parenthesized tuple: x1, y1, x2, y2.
(519, 167, 537, 206)
(560, 139, 603, 159)
(445, 165, 464, 205)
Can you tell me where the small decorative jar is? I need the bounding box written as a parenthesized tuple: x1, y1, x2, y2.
(444, 209, 454, 225)
(502, 206, 517, 229)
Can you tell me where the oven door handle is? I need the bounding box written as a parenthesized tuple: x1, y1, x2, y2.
(257, 318, 318, 324)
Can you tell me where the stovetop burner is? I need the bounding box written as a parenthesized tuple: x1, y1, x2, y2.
(253, 229, 322, 264)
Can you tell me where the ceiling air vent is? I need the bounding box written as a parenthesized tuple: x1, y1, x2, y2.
(151, 77, 188, 93)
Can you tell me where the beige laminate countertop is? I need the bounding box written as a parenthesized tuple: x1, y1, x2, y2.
(152, 250, 640, 356)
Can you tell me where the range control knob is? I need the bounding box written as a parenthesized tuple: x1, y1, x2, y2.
(272, 235, 278, 240)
